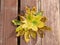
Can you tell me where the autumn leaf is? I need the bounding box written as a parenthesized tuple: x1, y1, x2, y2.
(12, 20, 20, 26)
(31, 6, 37, 14)
(24, 31, 30, 43)
(40, 16, 47, 22)
(16, 26, 23, 32)
(40, 26, 51, 31)
(30, 30, 37, 39)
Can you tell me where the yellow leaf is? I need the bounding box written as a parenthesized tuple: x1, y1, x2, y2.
(30, 31, 37, 39)
(40, 26, 51, 31)
(20, 16, 25, 21)
(31, 7, 37, 14)
(25, 6, 31, 14)
(32, 7, 37, 12)
(24, 31, 30, 43)
(16, 30, 25, 37)
(16, 26, 23, 32)
(22, 24, 27, 29)
(38, 21, 45, 28)
(16, 32, 20, 37)
(35, 15, 43, 21)
(32, 26, 38, 32)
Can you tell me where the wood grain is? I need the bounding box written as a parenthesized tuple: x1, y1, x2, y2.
(0, 0, 59, 45)
(20, 0, 60, 45)
(0, 0, 4, 45)
(0, 0, 18, 45)
(35, 0, 60, 45)
(20, 0, 37, 45)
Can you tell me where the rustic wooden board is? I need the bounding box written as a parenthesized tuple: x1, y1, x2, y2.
(0, 0, 4, 45)
(0, 0, 18, 45)
(20, 0, 60, 45)
(20, 0, 37, 45)
(35, 0, 60, 45)
(41, 0, 59, 45)
(0, 0, 59, 45)
(21, 0, 36, 11)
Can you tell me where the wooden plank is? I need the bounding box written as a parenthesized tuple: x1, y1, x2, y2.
(35, 0, 60, 45)
(0, 0, 1, 12)
(1, 0, 18, 45)
(0, 0, 4, 45)
(20, 0, 37, 45)
(21, 0, 36, 11)
(20, 0, 60, 45)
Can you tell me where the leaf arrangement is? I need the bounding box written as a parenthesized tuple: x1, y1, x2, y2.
(12, 6, 51, 43)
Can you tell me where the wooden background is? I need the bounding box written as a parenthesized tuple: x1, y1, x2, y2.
(0, 0, 60, 45)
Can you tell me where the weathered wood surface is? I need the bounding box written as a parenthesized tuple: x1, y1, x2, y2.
(0, 0, 4, 45)
(20, 0, 37, 45)
(36, 0, 60, 45)
(0, 0, 60, 45)
(0, 0, 18, 45)
(21, 0, 36, 11)
(41, 0, 59, 45)
(21, 0, 60, 45)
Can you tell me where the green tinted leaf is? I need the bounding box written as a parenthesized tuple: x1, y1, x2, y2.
(36, 11, 43, 16)
(12, 20, 20, 25)
(26, 14, 32, 21)
(32, 20, 37, 25)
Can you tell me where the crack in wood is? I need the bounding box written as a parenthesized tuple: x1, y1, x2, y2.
(17, 0, 21, 45)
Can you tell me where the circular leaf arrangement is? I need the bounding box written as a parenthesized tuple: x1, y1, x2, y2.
(12, 6, 51, 43)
